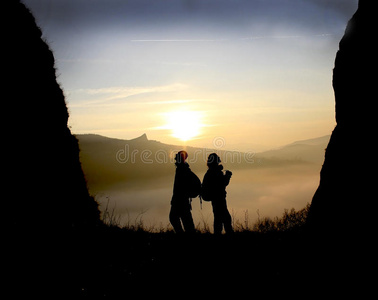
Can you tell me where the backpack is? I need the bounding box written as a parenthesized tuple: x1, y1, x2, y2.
(200, 182, 212, 202)
(187, 170, 202, 198)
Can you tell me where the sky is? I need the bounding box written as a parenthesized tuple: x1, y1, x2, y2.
(23, 0, 358, 151)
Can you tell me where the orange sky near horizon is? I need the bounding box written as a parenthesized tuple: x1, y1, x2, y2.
(23, 0, 358, 151)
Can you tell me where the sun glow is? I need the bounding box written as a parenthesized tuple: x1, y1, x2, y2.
(165, 110, 203, 141)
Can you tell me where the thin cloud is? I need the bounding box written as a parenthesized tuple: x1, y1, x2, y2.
(68, 83, 188, 107)
(241, 33, 335, 40)
(131, 39, 227, 42)
(145, 99, 215, 105)
(72, 83, 186, 96)
(131, 33, 335, 43)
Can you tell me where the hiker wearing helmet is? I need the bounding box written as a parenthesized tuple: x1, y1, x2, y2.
(169, 150, 196, 234)
(202, 153, 233, 234)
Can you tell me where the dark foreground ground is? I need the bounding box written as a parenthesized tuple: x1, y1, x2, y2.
(8, 206, 374, 298)
(47, 225, 373, 297)
(64, 227, 310, 297)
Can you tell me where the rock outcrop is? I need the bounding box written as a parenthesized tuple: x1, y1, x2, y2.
(4, 1, 100, 233)
(4, 1, 102, 295)
(308, 0, 376, 236)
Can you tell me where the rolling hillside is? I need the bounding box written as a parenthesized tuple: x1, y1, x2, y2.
(77, 133, 327, 188)
(260, 135, 330, 164)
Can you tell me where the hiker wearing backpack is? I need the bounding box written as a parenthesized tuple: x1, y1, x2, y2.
(201, 153, 234, 234)
(169, 150, 199, 234)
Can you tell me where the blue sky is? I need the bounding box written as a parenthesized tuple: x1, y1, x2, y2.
(23, 0, 358, 151)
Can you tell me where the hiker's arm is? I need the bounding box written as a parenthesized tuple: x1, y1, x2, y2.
(223, 174, 231, 187)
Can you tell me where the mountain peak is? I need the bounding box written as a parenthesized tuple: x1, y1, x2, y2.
(131, 133, 148, 142)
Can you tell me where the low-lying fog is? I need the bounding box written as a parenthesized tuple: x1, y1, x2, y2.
(91, 164, 320, 231)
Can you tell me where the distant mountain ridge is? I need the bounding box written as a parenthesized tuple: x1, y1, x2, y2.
(77, 133, 328, 188)
(286, 135, 330, 147)
(260, 135, 330, 164)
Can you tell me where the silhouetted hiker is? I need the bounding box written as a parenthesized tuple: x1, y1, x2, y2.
(169, 151, 196, 234)
(202, 153, 234, 234)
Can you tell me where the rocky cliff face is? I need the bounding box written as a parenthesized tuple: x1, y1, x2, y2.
(4, 0, 100, 234)
(308, 0, 376, 235)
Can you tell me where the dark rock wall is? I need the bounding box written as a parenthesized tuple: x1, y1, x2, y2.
(308, 0, 376, 235)
(4, 0, 100, 233)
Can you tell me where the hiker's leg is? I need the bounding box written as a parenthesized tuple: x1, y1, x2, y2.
(213, 211, 223, 234)
(181, 209, 195, 233)
(223, 208, 234, 234)
(169, 205, 184, 233)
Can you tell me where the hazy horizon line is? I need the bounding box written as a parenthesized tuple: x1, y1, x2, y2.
(75, 131, 331, 153)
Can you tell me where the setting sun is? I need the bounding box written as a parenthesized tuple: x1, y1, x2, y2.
(165, 110, 203, 141)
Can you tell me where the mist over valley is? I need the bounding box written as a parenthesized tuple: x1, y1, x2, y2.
(77, 134, 328, 229)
